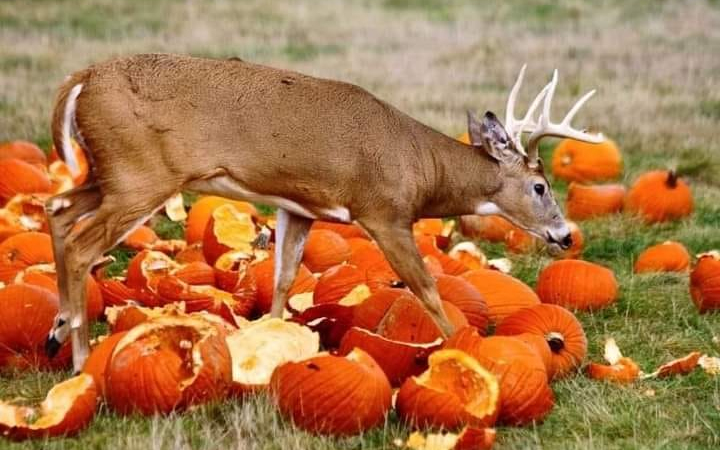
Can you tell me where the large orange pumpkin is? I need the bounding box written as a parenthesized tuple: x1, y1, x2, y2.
(396, 349, 500, 429)
(566, 183, 625, 220)
(105, 316, 232, 415)
(0, 231, 54, 283)
(444, 329, 554, 425)
(634, 241, 690, 273)
(436, 274, 489, 334)
(302, 229, 351, 273)
(0, 374, 97, 440)
(551, 138, 622, 182)
(0, 159, 52, 203)
(536, 260, 618, 310)
(0, 140, 47, 165)
(0, 283, 70, 370)
(625, 170, 693, 223)
(690, 251, 720, 313)
(495, 304, 587, 379)
(270, 348, 392, 436)
(185, 196, 258, 244)
(461, 269, 540, 323)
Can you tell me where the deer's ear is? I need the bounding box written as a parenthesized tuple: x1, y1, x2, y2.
(467, 110, 519, 164)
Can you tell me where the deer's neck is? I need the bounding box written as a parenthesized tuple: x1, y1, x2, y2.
(411, 124, 503, 218)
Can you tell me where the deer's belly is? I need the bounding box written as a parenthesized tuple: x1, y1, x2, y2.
(185, 175, 351, 223)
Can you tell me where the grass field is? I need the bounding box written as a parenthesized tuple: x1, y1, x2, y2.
(1, 0, 720, 449)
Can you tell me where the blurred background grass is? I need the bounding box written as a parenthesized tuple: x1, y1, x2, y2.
(1, 0, 720, 449)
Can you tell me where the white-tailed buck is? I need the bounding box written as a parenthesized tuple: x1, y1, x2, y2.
(45, 54, 602, 371)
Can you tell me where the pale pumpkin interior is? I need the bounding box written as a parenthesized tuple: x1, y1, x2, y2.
(0, 374, 93, 429)
(211, 204, 257, 251)
(415, 349, 499, 419)
(226, 318, 319, 385)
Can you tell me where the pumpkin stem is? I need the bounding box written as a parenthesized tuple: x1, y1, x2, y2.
(545, 332, 565, 353)
(666, 169, 678, 188)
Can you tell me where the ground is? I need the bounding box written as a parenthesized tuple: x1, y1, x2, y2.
(1, 0, 720, 449)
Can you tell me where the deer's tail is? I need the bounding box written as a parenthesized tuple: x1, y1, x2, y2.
(51, 71, 91, 181)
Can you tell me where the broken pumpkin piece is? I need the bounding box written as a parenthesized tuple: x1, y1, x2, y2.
(164, 193, 187, 221)
(448, 241, 488, 271)
(698, 355, 720, 375)
(225, 318, 319, 395)
(643, 352, 702, 379)
(585, 338, 639, 383)
(105, 302, 187, 333)
(404, 427, 496, 450)
(396, 349, 500, 429)
(338, 326, 442, 387)
(0, 374, 97, 440)
(203, 204, 259, 265)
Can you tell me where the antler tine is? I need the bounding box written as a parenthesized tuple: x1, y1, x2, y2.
(505, 64, 550, 156)
(527, 69, 604, 166)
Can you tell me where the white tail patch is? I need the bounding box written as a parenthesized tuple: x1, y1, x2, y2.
(62, 83, 83, 178)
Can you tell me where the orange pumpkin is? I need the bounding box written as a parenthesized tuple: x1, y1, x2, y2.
(311, 221, 369, 239)
(270, 348, 392, 436)
(352, 288, 415, 330)
(202, 204, 259, 265)
(690, 251, 720, 313)
(0, 140, 46, 165)
(566, 183, 625, 220)
(338, 326, 441, 387)
(0, 231, 54, 283)
(634, 241, 690, 273)
(0, 283, 70, 370)
(122, 225, 159, 250)
(504, 228, 538, 254)
(459, 215, 516, 243)
(185, 196, 258, 244)
(105, 316, 232, 415)
(495, 304, 587, 379)
(551, 138, 622, 182)
(626, 170, 693, 223)
(0, 374, 97, 440)
(250, 258, 316, 314)
(416, 234, 469, 276)
(512, 333, 554, 378)
(302, 229, 351, 273)
(174, 243, 206, 264)
(461, 269, 540, 324)
(436, 274, 490, 334)
(82, 332, 128, 397)
(444, 329, 554, 425)
(396, 349, 500, 429)
(313, 264, 366, 304)
(536, 260, 618, 310)
(0, 159, 51, 204)
(97, 279, 137, 308)
(586, 358, 640, 383)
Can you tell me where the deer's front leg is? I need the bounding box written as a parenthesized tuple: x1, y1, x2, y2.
(269, 209, 313, 318)
(359, 218, 455, 338)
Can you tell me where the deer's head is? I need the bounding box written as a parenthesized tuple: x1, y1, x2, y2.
(467, 66, 603, 251)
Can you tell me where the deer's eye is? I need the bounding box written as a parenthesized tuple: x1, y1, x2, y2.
(534, 183, 546, 196)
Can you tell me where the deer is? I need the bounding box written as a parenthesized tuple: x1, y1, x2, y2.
(44, 54, 602, 372)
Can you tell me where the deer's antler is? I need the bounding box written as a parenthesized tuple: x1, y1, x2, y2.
(505, 66, 604, 167)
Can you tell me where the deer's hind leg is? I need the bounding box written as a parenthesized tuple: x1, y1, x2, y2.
(58, 186, 180, 372)
(45, 183, 103, 359)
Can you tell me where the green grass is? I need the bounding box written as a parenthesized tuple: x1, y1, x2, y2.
(2, 0, 720, 448)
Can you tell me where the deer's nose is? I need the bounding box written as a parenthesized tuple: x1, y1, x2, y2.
(561, 233, 573, 249)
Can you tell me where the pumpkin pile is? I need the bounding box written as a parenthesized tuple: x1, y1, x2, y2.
(0, 135, 717, 447)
